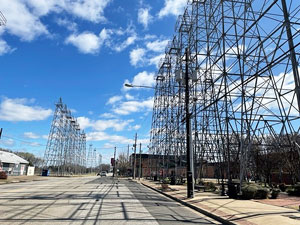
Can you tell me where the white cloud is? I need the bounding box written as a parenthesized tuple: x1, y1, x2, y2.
(132, 71, 155, 87)
(0, 0, 48, 41)
(77, 116, 91, 130)
(42, 135, 49, 140)
(158, 0, 187, 18)
(65, 29, 109, 54)
(0, 40, 15, 55)
(26, 0, 111, 23)
(128, 124, 141, 131)
(93, 119, 133, 132)
(113, 97, 153, 115)
(26, 0, 61, 16)
(0, 98, 52, 122)
(86, 131, 132, 144)
(0, 138, 15, 147)
(77, 116, 133, 132)
(146, 39, 169, 52)
(107, 96, 123, 105)
(125, 94, 134, 100)
(130, 48, 146, 66)
(56, 18, 78, 32)
(114, 35, 137, 52)
(24, 132, 40, 139)
(66, 0, 111, 23)
(123, 71, 155, 91)
(149, 53, 165, 68)
(100, 113, 116, 119)
(138, 8, 153, 29)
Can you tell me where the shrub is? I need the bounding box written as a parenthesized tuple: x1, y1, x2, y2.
(271, 189, 280, 199)
(0, 171, 7, 179)
(241, 184, 269, 199)
(162, 177, 170, 184)
(287, 184, 300, 196)
(206, 182, 217, 191)
(279, 183, 286, 192)
(242, 184, 257, 199)
(255, 187, 269, 199)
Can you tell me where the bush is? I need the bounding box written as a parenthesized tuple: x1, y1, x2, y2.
(271, 189, 280, 199)
(206, 182, 216, 191)
(287, 184, 300, 196)
(255, 187, 269, 199)
(162, 177, 170, 184)
(279, 183, 286, 192)
(0, 171, 7, 179)
(241, 184, 269, 199)
(241, 184, 257, 199)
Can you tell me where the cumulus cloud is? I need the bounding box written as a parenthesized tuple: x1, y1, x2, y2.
(0, 98, 52, 122)
(65, 29, 109, 54)
(113, 97, 153, 115)
(24, 132, 40, 139)
(26, 0, 111, 22)
(0, 138, 15, 147)
(86, 131, 132, 144)
(158, 0, 187, 18)
(56, 18, 78, 32)
(66, 0, 111, 23)
(0, 0, 48, 41)
(146, 39, 169, 52)
(77, 116, 133, 132)
(138, 8, 153, 29)
(123, 71, 155, 91)
(107, 96, 123, 105)
(130, 48, 146, 66)
(129, 38, 168, 67)
(0, 0, 111, 43)
(0, 40, 15, 55)
(100, 113, 117, 119)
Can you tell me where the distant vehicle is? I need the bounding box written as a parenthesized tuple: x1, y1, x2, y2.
(100, 171, 107, 177)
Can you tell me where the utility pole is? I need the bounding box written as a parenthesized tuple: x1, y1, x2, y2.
(127, 144, 130, 162)
(139, 143, 142, 180)
(133, 133, 137, 179)
(185, 48, 194, 198)
(0, 128, 2, 139)
(113, 147, 116, 177)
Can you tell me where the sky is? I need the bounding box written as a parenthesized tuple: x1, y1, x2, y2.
(0, 0, 188, 163)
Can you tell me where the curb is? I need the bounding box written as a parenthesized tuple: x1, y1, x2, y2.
(141, 182, 235, 225)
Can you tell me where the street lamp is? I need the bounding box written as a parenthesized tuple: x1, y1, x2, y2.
(124, 83, 155, 89)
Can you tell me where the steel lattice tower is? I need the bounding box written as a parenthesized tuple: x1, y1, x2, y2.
(150, 0, 300, 186)
(43, 98, 87, 175)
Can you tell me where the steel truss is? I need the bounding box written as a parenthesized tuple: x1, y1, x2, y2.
(150, 0, 300, 185)
(43, 98, 87, 175)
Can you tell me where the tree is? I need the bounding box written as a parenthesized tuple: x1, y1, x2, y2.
(117, 152, 130, 176)
(15, 152, 43, 167)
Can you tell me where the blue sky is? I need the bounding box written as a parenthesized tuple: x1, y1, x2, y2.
(0, 0, 188, 163)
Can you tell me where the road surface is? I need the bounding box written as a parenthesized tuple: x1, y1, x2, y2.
(0, 176, 220, 225)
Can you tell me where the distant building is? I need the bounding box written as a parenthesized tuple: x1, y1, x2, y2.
(0, 151, 29, 175)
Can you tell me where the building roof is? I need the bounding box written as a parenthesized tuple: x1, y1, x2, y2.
(0, 151, 29, 164)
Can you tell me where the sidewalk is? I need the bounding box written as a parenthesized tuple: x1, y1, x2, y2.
(139, 179, 300, 225)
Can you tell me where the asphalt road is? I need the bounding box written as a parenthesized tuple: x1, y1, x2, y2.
(0, 176, 220, 225)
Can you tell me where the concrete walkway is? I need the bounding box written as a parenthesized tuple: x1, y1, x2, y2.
(140, 179, 300, 225)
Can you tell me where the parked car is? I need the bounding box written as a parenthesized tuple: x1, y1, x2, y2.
(100, 171, 107, 177)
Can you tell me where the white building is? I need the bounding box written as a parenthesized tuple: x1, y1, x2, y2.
(0, 151, 29, 175)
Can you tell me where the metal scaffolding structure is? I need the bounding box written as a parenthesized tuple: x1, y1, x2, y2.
(43, 98, 87, 175)
(150, 0, 300, 187)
